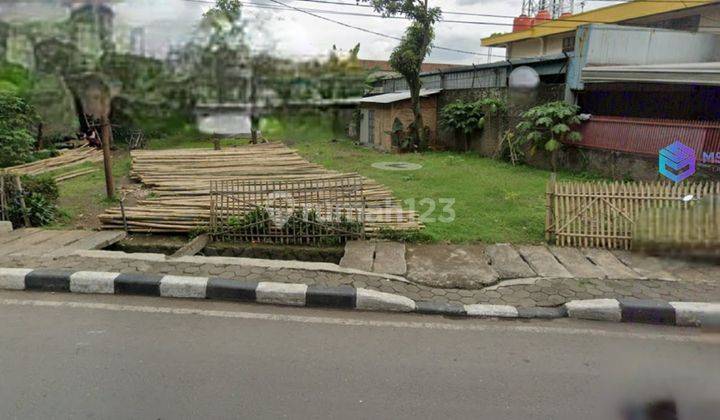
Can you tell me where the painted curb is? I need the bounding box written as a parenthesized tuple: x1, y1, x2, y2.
(0, 267, 413, 314)
(0, 268, 717, 327)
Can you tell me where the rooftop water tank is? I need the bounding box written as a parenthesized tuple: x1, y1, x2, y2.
(533, 9, 551, 26)
(512, 14, 532, 32)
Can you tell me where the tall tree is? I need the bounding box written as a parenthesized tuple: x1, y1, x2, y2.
(201, 0, 249, 103)
(363, 0, 441, 150)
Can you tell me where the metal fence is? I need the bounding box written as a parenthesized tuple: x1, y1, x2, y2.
(574, 116, 720, 159)
(209, 176, 366, 245)
(545, 175, 720, 249)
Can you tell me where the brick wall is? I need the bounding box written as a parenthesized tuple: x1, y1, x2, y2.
(365, 96, 438, 152)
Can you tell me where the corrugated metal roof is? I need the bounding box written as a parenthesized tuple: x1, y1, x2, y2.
(582, 62, 720, 85)
(359, 89, 442, 104)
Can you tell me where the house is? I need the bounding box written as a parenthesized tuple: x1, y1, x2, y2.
(358, 89, 440, 151)
(477, 1, 720, 180)
(481, 0, 720, 60)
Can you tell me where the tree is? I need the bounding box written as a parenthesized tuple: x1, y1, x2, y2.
(363, 0, 441, 150)
(0, 92, 37, 168)
(201, 0, 250, 103)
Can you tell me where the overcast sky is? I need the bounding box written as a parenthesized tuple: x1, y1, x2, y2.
(0, 0, 623, 64)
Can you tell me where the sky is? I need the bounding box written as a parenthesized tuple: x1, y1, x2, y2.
(0, 0, 623, 65)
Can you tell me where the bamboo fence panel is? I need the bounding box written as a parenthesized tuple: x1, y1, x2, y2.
(210, 177, 365, 245)
(546, 178, 720, 249)
(634, 193, 720, 254)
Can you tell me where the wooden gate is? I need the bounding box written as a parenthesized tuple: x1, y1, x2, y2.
(545, 175, 720, 249)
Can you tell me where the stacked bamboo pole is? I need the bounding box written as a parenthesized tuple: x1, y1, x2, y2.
(99, 143, 421, 234)
(3, 147, 103, 177)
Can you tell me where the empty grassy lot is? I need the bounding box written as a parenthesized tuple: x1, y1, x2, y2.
(263, 115, 595, 244)
(52, 116, 593, 243)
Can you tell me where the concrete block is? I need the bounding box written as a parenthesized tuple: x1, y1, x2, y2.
(415, 301, 467, 316)
(256, 282, 307, 306)
(114, 273, 162, 296)
(516, 306, 568, 319)
(670, 302, 720, 327)
(565, 299, 621, 322)
(206, 278, 258, 301)
(618, 299, 675, 325)
(70, 271, 118, 294)
(306, 285, 356, 308)
(0, 267, 32, 290)
(25, 270, 72, 292)
(464, 304, 518, 318)
(160, 275, 208, 299)
(355, 288, 415, 312)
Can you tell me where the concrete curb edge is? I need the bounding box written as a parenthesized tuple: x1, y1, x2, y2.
(1, 268, 718, 327)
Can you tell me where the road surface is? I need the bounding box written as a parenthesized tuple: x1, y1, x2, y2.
(0, 290, 718, 419)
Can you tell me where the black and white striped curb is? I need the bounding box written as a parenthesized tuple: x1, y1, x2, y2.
(0, 268, 416, 312)
(565, 298, 720, 328)
(1, 268, 718, 327)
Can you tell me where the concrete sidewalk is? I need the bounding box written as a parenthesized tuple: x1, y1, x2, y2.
(0, 246, 717, 310)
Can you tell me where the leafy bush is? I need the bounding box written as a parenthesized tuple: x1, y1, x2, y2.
(0, 63, 33, 95)
(0, 92, 38, 167)
(440, 98, 507, 151)
(1, 174, 59, 228)
(515, 101, 582, 154)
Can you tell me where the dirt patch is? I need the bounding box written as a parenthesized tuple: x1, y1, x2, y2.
(109, 234, 345, 263)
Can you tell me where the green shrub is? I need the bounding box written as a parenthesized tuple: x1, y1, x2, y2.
(1, 174, 59, 228)
(515, 101, 582, 154)
(0, 92, 37, 167)
(440, 98, 507, 151)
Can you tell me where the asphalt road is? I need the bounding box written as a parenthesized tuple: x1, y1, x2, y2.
(0, 290, 718, 420)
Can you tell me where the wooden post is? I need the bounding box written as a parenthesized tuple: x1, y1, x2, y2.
(101, 117, 115, 199)
(14, 175, 30, 227)
(0, 176, 6, 221)
(545, 172, 556, 243)
(250, 75, 258, 145)
(37, 123, 44, 151)
(119, 196, 129, 232)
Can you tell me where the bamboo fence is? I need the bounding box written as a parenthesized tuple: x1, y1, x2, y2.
(99, 143, 421, 234)
(634, 195, 720, 254)
(545, 175, 720, 249)
(210, 177, 366, 245)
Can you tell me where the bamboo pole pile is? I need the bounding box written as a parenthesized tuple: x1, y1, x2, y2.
(99, 142, 421, 234)
(3, 147, 103, 177)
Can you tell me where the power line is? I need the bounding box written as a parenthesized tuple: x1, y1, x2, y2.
(183, 0, 720, 30)
(183, 0, 495, 56)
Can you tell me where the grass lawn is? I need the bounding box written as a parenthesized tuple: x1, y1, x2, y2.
(263, 114, 594, 244)
(50, 152, 132, 229)
(51, 115, 593, 244)
(50, 128, 242, 229)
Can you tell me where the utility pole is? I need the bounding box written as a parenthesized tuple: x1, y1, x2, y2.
(101, 116, 114, 199)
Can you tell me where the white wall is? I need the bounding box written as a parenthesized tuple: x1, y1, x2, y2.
(582, 24, 720, 66)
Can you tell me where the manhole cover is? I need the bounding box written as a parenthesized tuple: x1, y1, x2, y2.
(371, 162, 423, 171)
